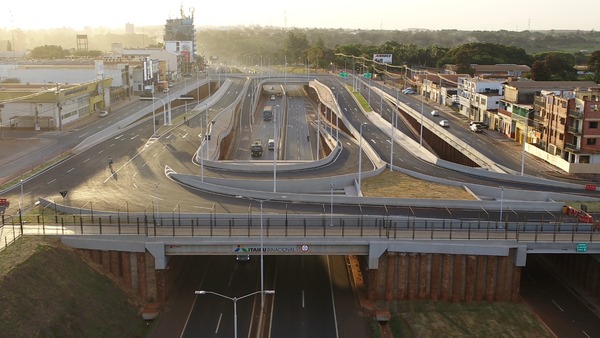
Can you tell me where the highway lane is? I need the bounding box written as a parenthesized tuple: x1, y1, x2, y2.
(182, 256, 262, 338)
(367, 76, 588, 181)
(521, 255, 600, 338)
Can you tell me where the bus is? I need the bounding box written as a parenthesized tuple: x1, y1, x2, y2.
(263, 105, 273, 121)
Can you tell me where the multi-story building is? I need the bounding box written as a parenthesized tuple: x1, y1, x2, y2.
(535, 87, 600, 172)
(457, 77, 503, 128)
(163, 7, 196, 75)
(500, 80, 598, 145)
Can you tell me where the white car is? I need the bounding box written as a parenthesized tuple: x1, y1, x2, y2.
(270, 95, 276, 101)
(439, 120, 449, 127)
(402, 88, 415, 94)
(98, 111, 109, 118)
(430, 110, 439, 117)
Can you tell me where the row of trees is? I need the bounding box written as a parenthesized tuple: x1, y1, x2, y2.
(200, 27, 600, 82)
(22, 28, 600, 83)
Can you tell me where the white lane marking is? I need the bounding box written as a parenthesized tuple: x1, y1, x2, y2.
(131, 134, 139, 140)
(133, 182, 138, 189)
(215, 313, 223, 334)
(551, 299, 564, 312)
(67, 168, 75, 173)
(110, 143, 116, 147)
(114, 134, 124, 139)
(47, 179, 56, 185)
(302, 290, 305, 308)
(78, 132, 89, 138)
(583, 331, 591, 338)
(83, 158, 90, 163)
(327, 256, 340, 338)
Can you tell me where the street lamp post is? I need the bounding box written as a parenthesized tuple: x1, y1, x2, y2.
(330, 183, 334, 226)
(151, 97, 167, 128)
(274, 105, 278, 192)
(235, 195, 286, 308)
(499, 186, 504, 224)
(419, 97, 424, 146)
(195, 290, 275, 338)
(358, 123, 367, 193)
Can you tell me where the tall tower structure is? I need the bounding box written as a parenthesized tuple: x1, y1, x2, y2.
(164, 6, 196, 73)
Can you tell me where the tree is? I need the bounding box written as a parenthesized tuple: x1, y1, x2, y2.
(586, 50, 600, 83)
(530, 52, 577, 80)
(29, 45, 69, 59)
(285, 30, 310, 65)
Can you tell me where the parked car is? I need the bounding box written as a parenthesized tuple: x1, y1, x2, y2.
(469, 121, 489, 129)
(470, 123, 484, 133)
(439, 120, 450, 127)
(98, 111, 109, 118)
(430, 110, 439, 117)
(162, 88, 169, 93)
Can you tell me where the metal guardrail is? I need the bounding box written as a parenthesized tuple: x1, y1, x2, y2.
(3, 213, 599, 244)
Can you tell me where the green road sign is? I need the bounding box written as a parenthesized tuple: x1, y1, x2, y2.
(576, 243, 588, 252)
(339, 72, 348, 78)
(363, 73, 372, 78)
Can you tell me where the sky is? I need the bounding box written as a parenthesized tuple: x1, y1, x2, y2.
(1, 0, 599, 32)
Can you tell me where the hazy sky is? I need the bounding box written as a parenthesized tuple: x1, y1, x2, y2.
(2, 0, 598, 32)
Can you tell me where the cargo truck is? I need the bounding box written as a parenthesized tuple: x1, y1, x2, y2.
(251, 139, 263, 157)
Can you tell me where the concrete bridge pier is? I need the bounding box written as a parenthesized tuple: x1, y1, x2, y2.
(364, 250, 523, 303)
(76, 248, 174, 303)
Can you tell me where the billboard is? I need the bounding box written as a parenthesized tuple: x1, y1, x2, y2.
(373, 54, 392, 64)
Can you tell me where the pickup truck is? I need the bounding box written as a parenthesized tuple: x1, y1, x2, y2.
(251, 139, 263, 157)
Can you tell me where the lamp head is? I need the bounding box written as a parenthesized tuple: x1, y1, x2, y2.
(195, 290, 206, 295)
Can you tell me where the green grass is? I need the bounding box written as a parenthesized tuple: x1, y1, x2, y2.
(386, 301, 552, 338)
(345, 84, 373, 112)
(0, 238, 150, 338)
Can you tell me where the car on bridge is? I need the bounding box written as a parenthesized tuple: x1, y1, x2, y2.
(439, 120, 450, 128)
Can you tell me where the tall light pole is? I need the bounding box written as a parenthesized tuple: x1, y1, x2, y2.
(330, 183, 334, 227)
(390, 90, 399, 171)
(358, 123, 367, 192)
(499, 186, 504, 223)
(419, 97, 424, 146)
(236, 195, 286, 308)
(151, 97, 167, 127)
(273, 105, 278, 192)
(520, 123, 527, 176)
(195, 290, 275, 338)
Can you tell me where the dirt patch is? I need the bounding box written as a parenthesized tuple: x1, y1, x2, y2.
(362, 170, 476, 200)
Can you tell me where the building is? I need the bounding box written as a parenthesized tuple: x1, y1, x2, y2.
(500, 80, 598, 145)
(444, 64, 530, 78)
(534, 87, 600, 172)
(163, 7, 196, 75)
(0, 79, 111, 130)
(457, 77, 504, 128)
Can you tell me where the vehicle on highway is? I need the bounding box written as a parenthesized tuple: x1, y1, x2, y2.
(270, 95, 276, 101)
(439, 120, 450, 127)
(402, 88, 415, 94)
(251, 139, 263, 157)
(98, 111, 109, 118)
(430, 110, 439, 116)
(162, 88, 169, 93)
(236, 254, 250, 261)
(268, 139, 275, 150)
(470, 123, 484, 133)
(263, 105, 273, 121)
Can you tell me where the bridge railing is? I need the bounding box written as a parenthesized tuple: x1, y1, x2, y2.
(3, 212, 599, 244)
